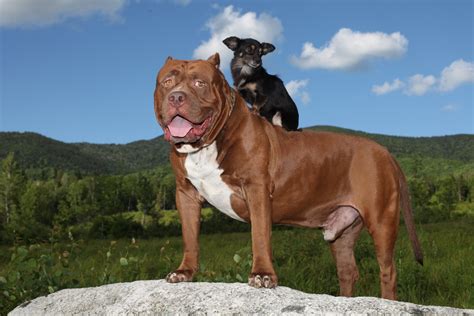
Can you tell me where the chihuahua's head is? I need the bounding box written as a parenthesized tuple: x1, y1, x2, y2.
(223, 36, 275, 77)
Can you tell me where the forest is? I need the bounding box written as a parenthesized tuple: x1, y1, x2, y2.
(0, 150, 473, 245)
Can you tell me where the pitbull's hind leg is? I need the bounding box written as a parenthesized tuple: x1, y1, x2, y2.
(367, 201, 400, 300)
(328, 210, 364, 297)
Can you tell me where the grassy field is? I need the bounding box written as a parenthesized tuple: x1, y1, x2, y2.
(1, 220, 473, 313)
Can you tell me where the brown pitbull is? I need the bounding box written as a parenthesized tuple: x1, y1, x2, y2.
(153, 53, 423, 300)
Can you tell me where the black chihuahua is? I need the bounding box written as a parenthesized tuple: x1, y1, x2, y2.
(223, 36, 299, 131)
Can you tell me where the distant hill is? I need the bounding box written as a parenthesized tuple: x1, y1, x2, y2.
(0, 132, 170, 174)
(308, 126, 474, 162)
(0, 126, 473, 175)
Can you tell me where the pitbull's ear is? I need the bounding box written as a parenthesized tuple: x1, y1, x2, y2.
(223, 36, 240, 51)
(207, 53, 220, 69)
(165, 56, 173, 63)
(261, 43, 275, 55)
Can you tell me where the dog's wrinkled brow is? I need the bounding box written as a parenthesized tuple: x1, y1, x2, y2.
(161, 69, 180, 81)
(188, 63, 214, 79)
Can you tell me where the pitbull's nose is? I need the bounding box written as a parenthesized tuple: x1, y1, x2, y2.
(168, 91, 186, 107)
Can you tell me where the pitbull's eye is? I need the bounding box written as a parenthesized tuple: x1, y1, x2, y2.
(194, 79, 206, 88)
(162, 78, 173, 88)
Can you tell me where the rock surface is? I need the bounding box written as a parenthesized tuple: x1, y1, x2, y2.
(9, 280, 474, 315)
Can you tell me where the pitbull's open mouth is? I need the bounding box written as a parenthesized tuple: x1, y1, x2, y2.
(165, 115, 212, 143)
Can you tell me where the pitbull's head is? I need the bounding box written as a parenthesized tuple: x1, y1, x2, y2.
(154, 53, 234, 151)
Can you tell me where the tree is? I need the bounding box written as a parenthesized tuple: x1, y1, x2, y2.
(96, 175, 126, 216)
(55, 177, 99, 227)
(428, 176, 458, 221)
(135, 174, 155, 225)
(10, 181, 56, 242)
(408, 176, 431, 222)
(156, 171, 176, 210)
(122, 174, 139, 212)
(0, 153, 25, 241)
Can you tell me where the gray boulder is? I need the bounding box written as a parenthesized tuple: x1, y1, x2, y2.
(9, 280, 474, 315)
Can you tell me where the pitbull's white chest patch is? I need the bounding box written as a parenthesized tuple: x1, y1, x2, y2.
(183, 142, 245, 222)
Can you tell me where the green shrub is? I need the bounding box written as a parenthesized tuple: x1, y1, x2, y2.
(0, 242, 80, 314)
(89, 215, 144, 239)
(110, 216, 144, 239)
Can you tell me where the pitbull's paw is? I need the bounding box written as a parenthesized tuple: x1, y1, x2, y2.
(166, 269, 194, 283)
(248, 273, 278, 288)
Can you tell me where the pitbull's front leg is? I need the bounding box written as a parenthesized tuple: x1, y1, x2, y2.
(245, 183, 278, 288)
(166, 182, 202, 283)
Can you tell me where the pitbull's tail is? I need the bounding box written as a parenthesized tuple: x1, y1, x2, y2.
(393, 157, 424, 265)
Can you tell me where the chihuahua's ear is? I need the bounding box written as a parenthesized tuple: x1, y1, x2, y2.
(261, 43, 275, 55)
(223, 36, 241, 51)
(165, 56, 173, 63)
(207, 53, 220, 68)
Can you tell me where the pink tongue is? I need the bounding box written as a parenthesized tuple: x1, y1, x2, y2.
(168, 116, 193, 137)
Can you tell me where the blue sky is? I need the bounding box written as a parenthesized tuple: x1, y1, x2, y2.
(1, 0, 473, 144)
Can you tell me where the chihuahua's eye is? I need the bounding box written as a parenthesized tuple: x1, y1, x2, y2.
(162, 78, 173, 88)
(245, 47, 253, 54)
(194, 79, 206, 88)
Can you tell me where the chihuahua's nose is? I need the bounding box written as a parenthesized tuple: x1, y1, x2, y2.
(168, 91, 186, 107)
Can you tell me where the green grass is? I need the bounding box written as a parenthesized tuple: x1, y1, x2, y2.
(1, 220, 473, 314)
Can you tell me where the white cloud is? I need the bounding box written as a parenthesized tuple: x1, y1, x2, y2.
(193, 5, 283, 67)
(404, 74, 437, 96)
(290, 28, 408, 71)
(301, 92, 311, 105)
(372, 78, 404, 95)
(0, 0, 126, 27)
(438, 59, 474, 92)
(441, 104, 458, 112)
(285, 79, 308, 96)
(373, 59, 474, 96)
(285, 79, 311, 105)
